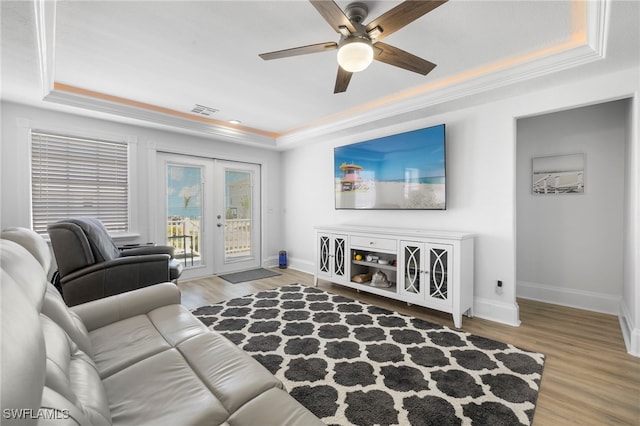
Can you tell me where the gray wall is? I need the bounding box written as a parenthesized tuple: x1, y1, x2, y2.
(516, 99, 630, 313)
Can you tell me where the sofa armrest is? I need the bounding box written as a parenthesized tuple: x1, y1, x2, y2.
(71, 282, 181, 331)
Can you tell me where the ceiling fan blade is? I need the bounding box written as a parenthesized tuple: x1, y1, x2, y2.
(259, 42, 338, 60)
(309, 0, 356, 34)
(366, 0, 447, 42)
(334, 66, 353, 93)
(374, 42, 436, 75)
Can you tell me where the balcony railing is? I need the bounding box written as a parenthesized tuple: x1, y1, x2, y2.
(166, 218, 251, 266)
(225, 219, 251, 256)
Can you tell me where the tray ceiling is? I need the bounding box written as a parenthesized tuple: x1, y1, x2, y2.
(1, 1, 637, 148)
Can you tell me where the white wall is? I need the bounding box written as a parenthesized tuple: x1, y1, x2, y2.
(516, 100, 629, 314)
(622, 93, 640, 356)
(282, 66, 640, 329)
(0, 101, 284, 270)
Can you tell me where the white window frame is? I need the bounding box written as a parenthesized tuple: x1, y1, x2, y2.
(30, 129, 133, 236)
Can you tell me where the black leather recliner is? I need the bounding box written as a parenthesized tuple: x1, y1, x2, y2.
(47, 217, 183, 306)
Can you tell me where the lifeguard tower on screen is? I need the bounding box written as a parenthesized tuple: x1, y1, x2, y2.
(339, 162, 364, 191)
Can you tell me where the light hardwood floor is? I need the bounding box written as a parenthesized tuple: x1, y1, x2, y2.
(179, 268, 640, 426)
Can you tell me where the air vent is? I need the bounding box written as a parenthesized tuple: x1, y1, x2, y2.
(190, 104, 219, 116)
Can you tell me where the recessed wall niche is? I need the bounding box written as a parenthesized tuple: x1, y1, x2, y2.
(515, 98, 630, 314)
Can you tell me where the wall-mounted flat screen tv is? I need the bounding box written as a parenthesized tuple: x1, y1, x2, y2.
(334, 124, 446, 210)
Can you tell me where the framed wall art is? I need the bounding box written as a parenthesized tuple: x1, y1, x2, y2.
(532, 153, 585, 195)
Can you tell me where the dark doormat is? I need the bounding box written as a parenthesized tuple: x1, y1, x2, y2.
(219, 268, 281, 284)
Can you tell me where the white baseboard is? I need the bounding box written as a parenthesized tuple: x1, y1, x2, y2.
(264, 255, 313, 271)
(263, 256, 278, 269)
(619, 301, 640, 357)
(288, 257, 315, 275)
(474, 297, 521, 326)
(517, 280, 621, 315)
(289, 257, 521, 326)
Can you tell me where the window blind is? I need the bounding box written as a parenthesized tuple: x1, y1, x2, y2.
(31, 131, 129, 235)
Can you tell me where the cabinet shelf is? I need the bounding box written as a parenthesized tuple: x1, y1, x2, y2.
(352, 259, 397, 271)
(349, 281, 397, 293)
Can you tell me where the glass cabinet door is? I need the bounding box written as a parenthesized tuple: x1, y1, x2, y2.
(333, 236, 346, 278)
(318, 234, 346, 279)
(401, 242, 423, 298)
(428, 245, 450, 302)
(400, 242, 452, 305)
(319, 235, 331, 274)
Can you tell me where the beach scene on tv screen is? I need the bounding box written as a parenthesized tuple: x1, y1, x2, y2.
(335, 125, 446, 209)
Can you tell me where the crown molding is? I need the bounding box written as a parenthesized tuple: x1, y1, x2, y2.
(43, 88, 278, 148)
(276, 43, 603, 148)
(587, 0, 610, 57)
(33, 0, 56, 97)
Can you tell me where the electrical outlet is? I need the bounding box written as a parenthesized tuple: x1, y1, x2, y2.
(496, 280, 503, 295)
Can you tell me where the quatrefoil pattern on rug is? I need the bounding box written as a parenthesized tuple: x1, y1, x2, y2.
(193, 284, 545, 426)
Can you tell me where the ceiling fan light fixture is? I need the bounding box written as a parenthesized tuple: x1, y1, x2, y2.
(337, 38, 374, 73)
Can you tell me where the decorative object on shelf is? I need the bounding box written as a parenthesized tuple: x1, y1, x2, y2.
(371, 270, 392, 288)
(532, 153, 585, 195)
(334, 124, 446, 210)
(351, 272, 373, 283)
(378, 259, 389, 265)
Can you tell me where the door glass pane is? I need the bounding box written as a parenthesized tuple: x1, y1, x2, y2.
(225, 170, 252, 260)
(167, 165, 202, 268)
(404, 245, 421, 295)
(429, 247, 448, 300)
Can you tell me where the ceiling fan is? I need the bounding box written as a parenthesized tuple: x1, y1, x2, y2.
(258, 0, 447, 94)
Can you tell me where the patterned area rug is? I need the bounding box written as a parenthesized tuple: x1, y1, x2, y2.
(192, 284, 545, 426)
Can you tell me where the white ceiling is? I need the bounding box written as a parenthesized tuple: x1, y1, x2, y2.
(1, 0, 638, 148)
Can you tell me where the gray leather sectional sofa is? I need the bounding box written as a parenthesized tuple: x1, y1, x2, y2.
(1, 228, 323, 425)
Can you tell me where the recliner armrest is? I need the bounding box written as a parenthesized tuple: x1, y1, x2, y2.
(71, 282, 181, 331)
(62, 254, 171, 281)
(120, 245, 175, 257)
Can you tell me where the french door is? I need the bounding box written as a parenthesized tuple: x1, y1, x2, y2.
(213, 160, 261, 274)
(156, 153, 260, 279)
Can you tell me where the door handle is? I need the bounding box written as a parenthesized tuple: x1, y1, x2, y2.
(217, 223, 223, 227)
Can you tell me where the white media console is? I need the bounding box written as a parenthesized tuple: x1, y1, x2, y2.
(314, 225, 474, 328)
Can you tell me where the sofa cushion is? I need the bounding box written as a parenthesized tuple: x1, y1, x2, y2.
(1, 227, 52, 274)
(42, 284, 94, 357)
(90, 314, 172, 379)
(228, 388, 324, 426)
(87, 303, 208, 379)
(41, 315, 111, 426)
(104, 348, 229, 426)
(1, 239, 48, 310)
(177, 332, 284, 414)
(1, 270, 46, 424)
(147, 303, 209, 347)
